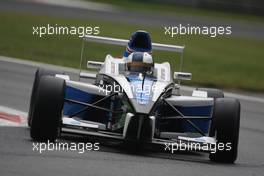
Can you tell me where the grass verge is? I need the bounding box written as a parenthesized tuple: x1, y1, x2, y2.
(0, 12, 264, 92)
(87, 0, 264, 24)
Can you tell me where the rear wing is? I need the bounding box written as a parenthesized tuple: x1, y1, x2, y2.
(84, 35, 185, 53)
(80, 35, 185, 79)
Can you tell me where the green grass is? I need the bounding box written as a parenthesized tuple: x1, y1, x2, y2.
(87, 0, 264, 24)
(0, 12, 264, 92)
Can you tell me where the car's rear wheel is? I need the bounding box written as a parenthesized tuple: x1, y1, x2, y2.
(28, 68, 63, 127)
(209, 98, 240, 163)
(30, 76, 65, 141)
(197, 88, 224, 98)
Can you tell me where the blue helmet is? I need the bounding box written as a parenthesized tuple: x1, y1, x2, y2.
(124, 30, 152, 57)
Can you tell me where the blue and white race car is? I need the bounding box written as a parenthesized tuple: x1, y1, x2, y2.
(28, 31, 240, 163)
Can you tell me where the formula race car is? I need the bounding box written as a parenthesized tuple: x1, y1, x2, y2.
(28, 31, 240, 163)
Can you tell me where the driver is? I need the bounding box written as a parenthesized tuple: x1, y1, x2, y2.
(126, 52, 153, 73)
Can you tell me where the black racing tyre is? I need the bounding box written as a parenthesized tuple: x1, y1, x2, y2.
(209, 98, 240, 163)
(30, 76, 65, 141)
(197, 88, 224, 99)
(198, 88, 224, 137)
(28, 68, 63, 127)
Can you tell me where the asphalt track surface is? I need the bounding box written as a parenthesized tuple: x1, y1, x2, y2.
(0, 58, 264, 176)
(1, 1, 264, 175)
(1, 0, 264, 40)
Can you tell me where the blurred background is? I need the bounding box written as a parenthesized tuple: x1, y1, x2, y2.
(0, 0, 264, 92)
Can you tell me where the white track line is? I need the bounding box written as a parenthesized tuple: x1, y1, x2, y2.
(32, 0, 117, 12)
(0, 55, 264, 104)
(0, 55, 79, 73)
(181, 86, 264, 104)
(224, 92, 264, 103)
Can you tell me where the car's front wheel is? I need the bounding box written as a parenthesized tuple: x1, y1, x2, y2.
(28, 68, 63, 127)
(209, 98, 240, 163)
(30, 76, 65, 141)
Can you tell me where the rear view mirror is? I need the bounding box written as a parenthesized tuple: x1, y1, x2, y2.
(174, 72, 192, 81)
(87, 61, 103, 70)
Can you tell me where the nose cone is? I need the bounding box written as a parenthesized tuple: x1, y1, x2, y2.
(123, 113, 155, 141)
(126, 73, 156, 114)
